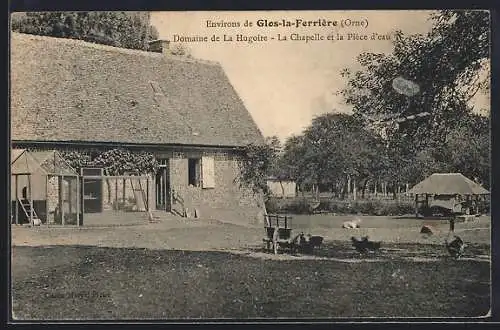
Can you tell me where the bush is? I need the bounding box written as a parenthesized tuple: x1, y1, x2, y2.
(478, 199, 490, 214)
(265, 198, 280, 214)
(382, 202, 414, 216)
(268, 197, 414, 216)
(266, 197, 316, 214)
(287, 198, 314, 214)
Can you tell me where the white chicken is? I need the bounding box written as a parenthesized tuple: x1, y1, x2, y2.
(342, 218, 361, 229)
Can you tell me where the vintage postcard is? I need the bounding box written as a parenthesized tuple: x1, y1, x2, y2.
(9, 10, 491, 320)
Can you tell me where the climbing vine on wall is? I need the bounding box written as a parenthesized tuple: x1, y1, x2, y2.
(60, 148, 159, 175)
(236, 143, 277, 199)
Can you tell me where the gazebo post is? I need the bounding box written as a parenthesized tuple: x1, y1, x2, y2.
(82, 176, 85, 225)
(475, 195, 479, 215)
(76, 175, 80, 227)
(415, 194, 419, 217)
(68, 176, 72, 215)
(60, 175, 65, 226)
(46, 175, 49, 227)
(29, 174, 33, 226)
(15, 174, 19, 225)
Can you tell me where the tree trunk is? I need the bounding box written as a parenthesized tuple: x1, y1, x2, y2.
(353, 177, 357, 201)
(279, 180, 285, 199)
(362, 179, 368, 199)
(415, 194, 419, 217)
(347, 175, 352, 199)
(374, 181, 378, 197)
(341, 178, 347, 200)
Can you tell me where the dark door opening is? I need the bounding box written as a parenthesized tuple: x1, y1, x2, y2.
(81, 168, 103, 213)
(155, 164, 171, 211)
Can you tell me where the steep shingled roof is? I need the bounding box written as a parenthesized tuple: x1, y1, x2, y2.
(11, 32, 264, 147)
(408, 173, 489, 195)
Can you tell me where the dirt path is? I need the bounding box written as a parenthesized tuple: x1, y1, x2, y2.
(11, 220, 264, 251)
(11, 218, 490, 265)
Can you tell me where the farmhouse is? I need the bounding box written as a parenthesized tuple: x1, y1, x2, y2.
(11, 32, 265, 226)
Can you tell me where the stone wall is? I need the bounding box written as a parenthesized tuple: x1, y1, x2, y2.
(167, 150, 265, 226)
(46, 176, 59, 223)
(47, 176, 79, 224)
(12, 145, 266, 226)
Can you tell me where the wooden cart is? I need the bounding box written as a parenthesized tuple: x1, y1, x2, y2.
(263, 214, 296, 254)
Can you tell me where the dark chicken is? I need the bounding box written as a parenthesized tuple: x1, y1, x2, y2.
(445, 235, 465, 259)
(351, 236, 381, 253)
(295, 233, 324, 254)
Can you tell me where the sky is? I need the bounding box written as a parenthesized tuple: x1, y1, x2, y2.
(151, 11, 490, 142)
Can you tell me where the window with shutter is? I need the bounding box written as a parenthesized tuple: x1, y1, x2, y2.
(201, 156, 215, 189)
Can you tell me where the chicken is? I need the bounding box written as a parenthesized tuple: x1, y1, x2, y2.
(351, 236, 381, 253)
(445, 236, 465, 259)
(343, 218, 361, 229)
(296, 233, 324, 254)
(308, 235, 324, 248)
(290, 232, 305, 253)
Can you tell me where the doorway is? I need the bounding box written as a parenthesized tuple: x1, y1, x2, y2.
(81, 168, 103, 213)
(155, 159, 171, 212)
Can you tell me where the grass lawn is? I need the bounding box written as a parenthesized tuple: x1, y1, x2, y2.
(11, 215, 491, 320)
(12, 243, 490, 319)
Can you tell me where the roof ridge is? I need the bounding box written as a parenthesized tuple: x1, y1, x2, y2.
(11, 32, 221, 67)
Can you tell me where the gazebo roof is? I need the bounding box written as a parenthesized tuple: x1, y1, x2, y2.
(11, 149, 48, 175)
(11, 149, 25, 163)
(30, 150, 78, 176)
(408, 173, 489, 195)
(11, 149, 78, 176)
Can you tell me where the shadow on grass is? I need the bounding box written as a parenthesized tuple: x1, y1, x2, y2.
(11, 244, 490, 320)
(249, 240, 490, 262)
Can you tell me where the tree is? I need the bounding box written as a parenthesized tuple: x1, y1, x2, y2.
(445, 114, 490, 188)
(11, 12, 159, 51)
(341, 10, 489, 147)
(340, 10, 490, 188)
(280, 113, 386, 198)
(237, 137, 281, 199)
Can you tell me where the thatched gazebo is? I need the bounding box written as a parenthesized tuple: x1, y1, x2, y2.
(408, 173, 489, 219)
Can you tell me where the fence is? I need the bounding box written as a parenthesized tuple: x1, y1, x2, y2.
(295, 192, 414, 202)
(80, 175, 152, 226)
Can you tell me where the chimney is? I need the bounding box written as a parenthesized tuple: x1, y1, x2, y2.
(148, 39, 170, 54)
